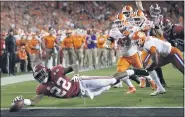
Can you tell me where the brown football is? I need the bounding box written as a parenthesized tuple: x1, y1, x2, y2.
(9, 100, 24, 112)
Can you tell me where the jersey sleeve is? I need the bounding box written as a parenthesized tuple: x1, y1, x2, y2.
(36, 84, 46, 95)
(143, 38, 155, 53)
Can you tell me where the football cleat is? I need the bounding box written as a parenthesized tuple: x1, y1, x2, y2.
(139, 78, 146, 88)
(126, 86, 136, 94)
(150, 88, 166, 96)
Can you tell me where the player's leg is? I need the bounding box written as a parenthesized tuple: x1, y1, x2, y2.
(117, 57, 136, 93)
(52, 48, 57, 66)
(170, 47, 184, 74)
(129, 75, 140, 84)
(155, 67, 167, 87)
(149, 70, 166, 96)
(80, 76, 117, 90)
(130, 52, 148, 88)
(140, 51, 157, 89)
(91, 48, 96, 68)
(79, 76, 116, 99)
(79, 48, 83, 68)
(89, 85, 111, 99)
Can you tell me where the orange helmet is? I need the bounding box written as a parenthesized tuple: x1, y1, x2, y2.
(122, 5, 133, 18)
(116, 13, 127, 22)
(133, 10, 146, 26)
(132, 31, 146, 47)
(136, 10, 145, 17)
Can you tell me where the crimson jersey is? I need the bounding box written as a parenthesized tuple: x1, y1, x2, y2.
(163, 24, 184, 51)
(36, 65, 80, 98)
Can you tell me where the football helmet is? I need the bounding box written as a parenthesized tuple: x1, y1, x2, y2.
(113, 19, 126, 31)
(132, 31, 146, 47)
(162, 18, 172, 33)
(122, 5, 133, 18)
(149, 4, 161, 18)
(33, 64, 49, 84)
(116, 13, 127, 22)
(133, 10, 146, 26)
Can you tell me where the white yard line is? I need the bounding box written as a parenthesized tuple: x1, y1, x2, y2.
(1, 107, 183, 110)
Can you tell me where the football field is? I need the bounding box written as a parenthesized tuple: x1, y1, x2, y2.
(1, 64, 184, 108)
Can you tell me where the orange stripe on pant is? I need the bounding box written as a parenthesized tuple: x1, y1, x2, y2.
(141, 51, 152, 67)
(117, 53, 143, 72)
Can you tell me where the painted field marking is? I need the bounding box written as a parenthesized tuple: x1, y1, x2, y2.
(1, 106, 183, 110)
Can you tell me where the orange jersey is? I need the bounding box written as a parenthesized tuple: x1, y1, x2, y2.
(43, 35, 56, 49)
(73, 36, 84, 49)
(97, 35, 107, 48)
(62, 36, 74, 48)
(16, 39, 27, 47)
(28, 38, 40, 54)
(17, 50, 28, 60)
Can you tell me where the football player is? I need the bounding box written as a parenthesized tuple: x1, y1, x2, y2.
(107, 18, 142, 93)
(162, 18, 184, 52)
(11, 64, 148, 106)
(135, 2, 167, 87)
(122, 5, 134, 22)
(132, 31, 184, 95)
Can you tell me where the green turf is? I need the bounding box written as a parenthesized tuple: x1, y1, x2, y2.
(1, 64, 184, 108)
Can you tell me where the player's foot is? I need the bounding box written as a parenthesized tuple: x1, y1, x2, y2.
(150, 88, 166, 96)
(139, 79, 146, 88)
(85, 89, 94, 99)
(150, 80, 157, 90)
(133, 69, 149, 76)
(126, 87, 136, 94)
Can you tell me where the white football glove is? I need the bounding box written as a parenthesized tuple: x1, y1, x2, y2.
(71, 74, 82, 82)
(11, 95, 23, 106)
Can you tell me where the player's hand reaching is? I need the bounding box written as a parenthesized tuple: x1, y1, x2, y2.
(12, 96, 23, 105)
(71, 74, 82, 82)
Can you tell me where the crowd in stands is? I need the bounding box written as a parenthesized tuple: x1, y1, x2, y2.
(1, 1, 183, 32)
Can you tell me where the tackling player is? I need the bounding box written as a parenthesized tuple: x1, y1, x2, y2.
(132, 31, 184, 95)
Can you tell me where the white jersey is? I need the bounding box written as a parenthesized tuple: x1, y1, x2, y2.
(139, 18, 154, 31)
(143, 36, 172, 57)
(109, 27, 138, 57)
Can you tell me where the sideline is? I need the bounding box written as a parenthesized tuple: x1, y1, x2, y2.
(1, 66, 113, 86)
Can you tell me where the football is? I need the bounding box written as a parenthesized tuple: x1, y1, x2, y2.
(9, 100, 24, 112)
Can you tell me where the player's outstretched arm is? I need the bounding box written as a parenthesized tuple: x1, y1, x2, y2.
(64, 64, 79, 75)
(12, 94, 44, 106)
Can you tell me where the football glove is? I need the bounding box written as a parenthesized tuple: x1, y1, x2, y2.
(71, 74, 82, 82)
(12, 95, 23, 105)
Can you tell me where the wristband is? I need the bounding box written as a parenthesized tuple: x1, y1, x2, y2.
(24, 99, 32, 106)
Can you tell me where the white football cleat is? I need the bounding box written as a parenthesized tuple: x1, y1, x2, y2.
(150, 88, 166, 96)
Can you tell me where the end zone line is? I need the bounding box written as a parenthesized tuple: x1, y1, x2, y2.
(1, 106, 184, 110)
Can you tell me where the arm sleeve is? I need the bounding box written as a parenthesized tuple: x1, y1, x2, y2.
(63, 64, 79, 75)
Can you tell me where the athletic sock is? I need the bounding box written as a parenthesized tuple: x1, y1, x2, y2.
(122, 77, 134, 87)
(149, 70, 164, 90)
